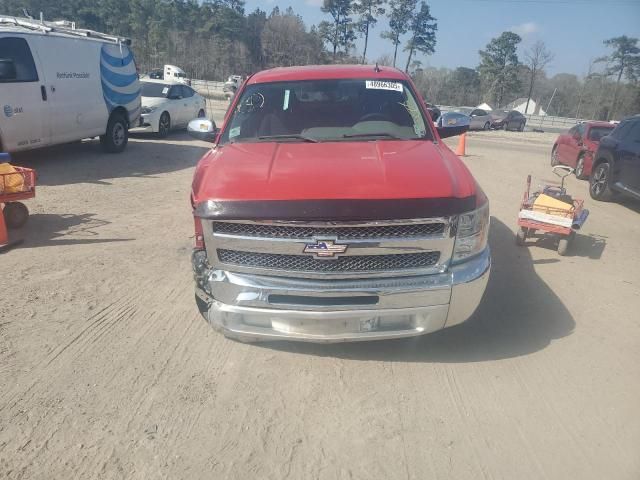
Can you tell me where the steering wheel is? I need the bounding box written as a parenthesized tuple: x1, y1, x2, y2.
(552, 165, 574, 178)
(358, 113, 390, 122)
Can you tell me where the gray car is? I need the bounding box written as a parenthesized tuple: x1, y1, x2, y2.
(454, 107, 493, 130)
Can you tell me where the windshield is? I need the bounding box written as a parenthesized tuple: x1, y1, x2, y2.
(219, 79, 432, 144)
(454, 107, 473, 116)
(588, 126, 614, 141)
(141, 82, 169, 98)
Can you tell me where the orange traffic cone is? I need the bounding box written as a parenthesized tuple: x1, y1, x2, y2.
(455, 133, 467, 156)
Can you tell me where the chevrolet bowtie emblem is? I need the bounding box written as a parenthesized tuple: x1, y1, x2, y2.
(303, 240, 348, 258)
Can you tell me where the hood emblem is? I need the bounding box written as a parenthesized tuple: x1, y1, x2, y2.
(303, 240, 348, 258)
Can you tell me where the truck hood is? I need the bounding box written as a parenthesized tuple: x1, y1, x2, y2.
(192, 140, 485, 220)
(191, 140, 479, 219)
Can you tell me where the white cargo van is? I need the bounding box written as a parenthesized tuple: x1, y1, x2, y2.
(0, 17, 141, 153)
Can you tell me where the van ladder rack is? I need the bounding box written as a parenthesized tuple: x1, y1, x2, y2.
(0, 16, 131, 45)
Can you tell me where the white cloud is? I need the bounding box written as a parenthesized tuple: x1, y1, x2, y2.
(305, 0, 324, 6)
(509, 22, 539, 37)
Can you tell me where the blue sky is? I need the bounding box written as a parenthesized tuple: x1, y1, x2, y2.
(245, 0, 640, 77)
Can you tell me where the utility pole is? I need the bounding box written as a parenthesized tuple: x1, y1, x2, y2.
(545, 88, 557, 115)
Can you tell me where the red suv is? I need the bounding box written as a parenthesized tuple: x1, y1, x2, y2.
(551, 121, 615, 179)
(188, 65, 490, 343)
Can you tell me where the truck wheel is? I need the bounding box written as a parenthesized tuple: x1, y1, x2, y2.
(100, 113, 128, 153)
(575, 155, 586, 180)
(551, 145, 560, 166)
(590, 162, 616, 201)
(3, 202, 29, 228)
(515, 227, 528, 246)
(158, 112, 171, 138)
(557, 234, 573, 256)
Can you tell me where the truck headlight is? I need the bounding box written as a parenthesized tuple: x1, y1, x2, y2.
(453, 202, 490, 263)
(141, 106, 156, 114)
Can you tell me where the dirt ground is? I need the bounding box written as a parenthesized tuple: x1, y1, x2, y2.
(1, 109, 639, 479)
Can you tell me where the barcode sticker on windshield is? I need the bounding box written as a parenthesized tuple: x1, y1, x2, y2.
(365, 80, 403, 92)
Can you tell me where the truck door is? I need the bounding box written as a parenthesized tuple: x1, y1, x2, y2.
(0, 36, 50, 152)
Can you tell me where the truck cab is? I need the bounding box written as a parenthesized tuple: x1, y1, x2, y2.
(189, 65, 490, 343)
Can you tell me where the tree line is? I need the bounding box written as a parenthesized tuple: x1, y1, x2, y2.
(410, 32, 639, 120)
(2, 0, 638, 120)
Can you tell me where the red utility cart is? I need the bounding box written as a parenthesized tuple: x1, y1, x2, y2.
(1, 159, 36, 229)
(516, 166, 589, 256)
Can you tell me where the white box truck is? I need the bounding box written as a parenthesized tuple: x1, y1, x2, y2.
(0, 16, 141, 153)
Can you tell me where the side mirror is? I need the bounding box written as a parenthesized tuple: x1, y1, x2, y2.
(437, 113, 470, 139)
(188, 118, 218, 142)
(0, 59, 17, 81)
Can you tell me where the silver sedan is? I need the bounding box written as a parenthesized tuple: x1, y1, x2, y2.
(454, 107, 493, 130)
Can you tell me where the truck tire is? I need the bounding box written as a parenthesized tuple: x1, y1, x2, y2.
(551, 145, 559, 166)
(3, 202, 29, 228)
(575, 154, 586, 180)
(589, 161, 616, 201)
(100, 112, 128, 153)
(158, 112, 171, 138)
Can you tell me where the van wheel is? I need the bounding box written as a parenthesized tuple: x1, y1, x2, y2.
(158, 112, 171, 138)
(100, 113, 128, 153)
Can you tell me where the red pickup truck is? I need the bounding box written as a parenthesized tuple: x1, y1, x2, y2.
(188, 65, 490, 343)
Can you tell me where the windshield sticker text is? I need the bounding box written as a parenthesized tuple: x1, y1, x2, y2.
(365, 81, 403, 92)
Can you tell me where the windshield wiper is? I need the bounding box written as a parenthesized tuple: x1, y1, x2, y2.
(342, 132, 404, 140)
(256, 134, 319, 143)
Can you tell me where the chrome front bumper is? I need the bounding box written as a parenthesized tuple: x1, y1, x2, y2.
(195, 248, 490, 343)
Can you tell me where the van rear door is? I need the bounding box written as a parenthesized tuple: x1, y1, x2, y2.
(0, 35, 50, 152)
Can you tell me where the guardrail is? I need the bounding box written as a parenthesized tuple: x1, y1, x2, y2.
(436, 105, 590, 132)
(191, 79, 226, 97)
(524, 114, 584, 130)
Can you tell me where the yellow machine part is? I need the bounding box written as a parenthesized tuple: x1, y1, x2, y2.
(532, 193, 574, 216)
(0, 163, 25, 194)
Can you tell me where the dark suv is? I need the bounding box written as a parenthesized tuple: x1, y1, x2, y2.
(590, 115, 640, 202)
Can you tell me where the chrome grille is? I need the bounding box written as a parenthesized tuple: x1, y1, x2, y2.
(217, 249, 440, 273)
(212, 221, 445, 239)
